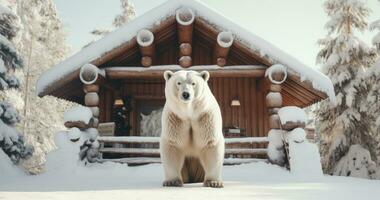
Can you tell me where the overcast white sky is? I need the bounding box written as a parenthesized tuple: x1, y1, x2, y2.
(54, 0, 380, 68)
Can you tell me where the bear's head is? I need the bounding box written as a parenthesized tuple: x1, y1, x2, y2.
(163, 70, 210, 104)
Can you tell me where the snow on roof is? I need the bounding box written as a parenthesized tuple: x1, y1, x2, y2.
(36, 0, 336, 104)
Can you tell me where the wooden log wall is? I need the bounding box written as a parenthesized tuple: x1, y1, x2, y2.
(98, 77, 269, 141)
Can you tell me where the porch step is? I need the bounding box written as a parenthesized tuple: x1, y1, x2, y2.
(99, 157, 267, 166)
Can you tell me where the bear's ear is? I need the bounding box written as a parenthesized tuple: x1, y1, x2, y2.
(200, 71, 210, 82)
(164, 70, 174, 81)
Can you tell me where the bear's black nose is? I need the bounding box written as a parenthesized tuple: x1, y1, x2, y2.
(182, 92, 190, 100)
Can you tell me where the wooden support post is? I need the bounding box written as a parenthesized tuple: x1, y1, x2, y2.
(80, 64, 104, 128)
(214, 31, 234, 66)
(137, 29, 155, 67)
(176, 7, 194, 68)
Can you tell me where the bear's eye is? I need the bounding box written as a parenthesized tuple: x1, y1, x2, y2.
(177, 82, 181, 85)
(191, 82, 195, 86)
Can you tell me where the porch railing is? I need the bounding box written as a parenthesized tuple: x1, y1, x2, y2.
(97, 136, 269, 165)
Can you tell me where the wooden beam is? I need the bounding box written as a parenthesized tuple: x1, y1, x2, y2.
(106, 68, 266, 79)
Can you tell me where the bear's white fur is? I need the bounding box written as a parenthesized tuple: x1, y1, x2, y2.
(160, 70, 225, 188)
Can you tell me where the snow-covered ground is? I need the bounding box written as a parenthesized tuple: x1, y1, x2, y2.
(1, 161, 380, 200)
(1, 132, 380, 200)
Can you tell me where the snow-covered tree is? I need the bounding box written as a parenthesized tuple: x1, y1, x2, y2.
(315, 0, 377, 176)
(3, 0, 75, 173)
(353, 0, 380, 171)
(0, 3, 33, 167)
(113, 0, 135, 28)
(87, 0, 135, 45)
(0, 4, 22, 90)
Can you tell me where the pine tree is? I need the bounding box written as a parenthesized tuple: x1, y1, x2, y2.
(315, 0, 377, 175)
(356, 0, 380, 167)
(0, 4, 33, 166)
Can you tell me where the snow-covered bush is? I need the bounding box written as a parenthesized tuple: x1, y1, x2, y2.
(334, 145, 378, 179)
(0, 102, 33, 164)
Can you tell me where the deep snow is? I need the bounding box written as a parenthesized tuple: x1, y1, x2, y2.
(1, 161, 380, 200)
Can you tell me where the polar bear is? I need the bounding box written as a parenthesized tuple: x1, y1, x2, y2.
(160, 70, 225, 188)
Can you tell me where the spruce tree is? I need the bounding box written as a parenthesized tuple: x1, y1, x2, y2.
(315, 0, 377, 174)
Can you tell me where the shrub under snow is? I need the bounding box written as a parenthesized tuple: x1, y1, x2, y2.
(0, 102, 33, 164)
(333, 145, 379, 179)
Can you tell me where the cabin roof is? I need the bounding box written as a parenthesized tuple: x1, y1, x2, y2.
(36, 0, 336, 106)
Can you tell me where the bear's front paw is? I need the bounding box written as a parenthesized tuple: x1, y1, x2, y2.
(162, 178, 183, 187)
(203, 180, 224, 188)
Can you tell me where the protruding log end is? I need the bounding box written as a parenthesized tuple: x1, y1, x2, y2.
(266, 92, 282, 108)
(141, 56, 152, 67)
(265, 64, 287, 84)
(137, 29, 154, 48)
(180, 43, 192, 57)
(179, 56, 192, 68)
(85, 92, 99, 107)
(216, 57, 226, 67)
(79, 64, 104, 85)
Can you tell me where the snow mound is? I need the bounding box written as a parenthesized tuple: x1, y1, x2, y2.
(0, 149, 24, 177)
(267, 129, 286, 165)
(36, 0, 336, 105)
(68, 127, 81, 142)
(288, 140, 323, 177)
(278, 106, 307, 125)
(334, 144, 378, 179)
(285, 128, 306, 143)
(64, 106, 92, 124)
(45, 132, 85, 173)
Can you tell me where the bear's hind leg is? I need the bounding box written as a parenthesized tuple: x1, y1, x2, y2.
(161, 145, 185, 187)
(199, 145, 224, 188)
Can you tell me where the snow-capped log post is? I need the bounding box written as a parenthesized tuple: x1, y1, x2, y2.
(176, 7, 195, 68)
(79, 63, 105, 128)
(265, 64, 287, 130)
(264, 64, 287, 166)
(214, 31, 234, 67)
(137, 29, 155, 67)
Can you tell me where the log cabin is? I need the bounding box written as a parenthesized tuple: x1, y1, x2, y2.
(37, 0, 335, 166)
